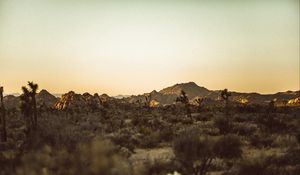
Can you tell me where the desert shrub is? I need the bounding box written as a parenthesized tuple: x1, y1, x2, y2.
(159, 127, 174, 142)
(180, 117, 193, 125)
(139, 126, 152, 136)
(233, 114, 249, 122)
(32, 115, 89, 150)
(233, 155, 273, 175)
(214, 116, 233, 135)
(257, 114, 288, 133)
(173, 128, 243, 175)
(167, 115, 182, 124)
(132, 114, 148, 126)
(249, 133, 274, 148)
(140, 131, 161, 148)
(275, 148, 300, 165)
(173, 129, 215, 175)
(110, 130, 137, 152)
(232, 123, 258, 136)
(232, 153, 300, 175)
(194, 114, 210, 122)
(214, 134, 242, 159)
(271, 134, 299, 148)
(15, 139, 132, 175)
(141, 159, 178, 175)
(296, 131, 300, 144)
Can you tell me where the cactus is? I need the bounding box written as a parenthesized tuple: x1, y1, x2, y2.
(0, 86, 7, 142)
(176, 90, 191, 118)
(221, 89, 231, 115)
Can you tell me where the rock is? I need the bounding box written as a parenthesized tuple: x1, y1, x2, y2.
(36, 89, 58, 108)
(54, 91, 106, 111)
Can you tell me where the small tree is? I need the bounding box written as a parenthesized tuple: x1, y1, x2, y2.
(20, 81, 39, 132)
(176, 90, 191, 118)
(0, 86, 7, 142)
(221, 89, 231, 115)
(28, 82, 38, 129)
(20, 86, 33, 133)
(194, 97, 204, 112)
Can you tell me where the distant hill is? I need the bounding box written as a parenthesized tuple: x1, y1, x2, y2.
(125, 82, 300, 106)
(36, 89, 59, 107)
(159, 82, 211, 98)
(4, 89, 58, 109)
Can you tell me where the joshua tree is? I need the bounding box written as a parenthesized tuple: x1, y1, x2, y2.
(20, 81, 39, 132)
(221, 89, 231, 115)
(176, 90, 191, 118)
(0, 86, 7, 142)
(28, 82, 38, 129)
(194, 97, 204, 112)
(145, 93, 152, 108)
(20, 86, 33, 133)
(267, 99, 275, 114)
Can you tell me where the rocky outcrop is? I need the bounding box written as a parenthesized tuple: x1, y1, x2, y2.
(36, 89, 58, 108)
(159, 82, 211, 99)
(287, 97, 300, 106)
(126, 82, 300, 106)
(54, 91, 105, 111)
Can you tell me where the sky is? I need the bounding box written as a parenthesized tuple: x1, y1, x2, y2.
(0, 0, 299, 95)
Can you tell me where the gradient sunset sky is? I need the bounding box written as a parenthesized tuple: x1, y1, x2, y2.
(0, 0, 299, 95)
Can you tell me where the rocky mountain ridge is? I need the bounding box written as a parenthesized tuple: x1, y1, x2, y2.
(126, 82, 300, 107)
(3, 83, 300, 110)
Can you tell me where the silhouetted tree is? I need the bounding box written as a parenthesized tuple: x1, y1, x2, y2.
(28, 81, 38, 129)
(194, 97, 204, 112)
(20, 86, 33, 133)
(0, 86, 7, 142)
(267, 99, 275, 113)
(176, 90, 191, 118)
(221, 89, 231, 115)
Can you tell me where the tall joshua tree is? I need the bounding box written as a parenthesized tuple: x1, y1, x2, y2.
(0, 86, 7, 142)
(20, 86, 33, 133)
(176, 90, 191, 118)
(221, 89, 231, 115)
(20, 81, 39, 132)
(28, 82, 38, 129)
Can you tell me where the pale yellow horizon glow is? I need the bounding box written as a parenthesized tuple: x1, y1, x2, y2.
(0, 0, 299, 96)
